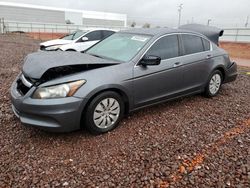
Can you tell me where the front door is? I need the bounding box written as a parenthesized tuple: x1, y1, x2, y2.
(133, 34, 185, 108)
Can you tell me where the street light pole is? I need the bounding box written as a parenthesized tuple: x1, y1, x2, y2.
(178, 4, 183, 27)
(207, 19, 212, 26)
(245, 15, 249, 28)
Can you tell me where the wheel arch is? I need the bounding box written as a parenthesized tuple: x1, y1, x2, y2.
(80, 87, 131, 129)
(213, 66, 226, 82)
(65, 49, 76, 52)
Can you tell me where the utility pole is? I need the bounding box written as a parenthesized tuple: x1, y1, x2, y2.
(245, 15, 249, 27)
(0, 18, 2, 34)
(178, 4, 183, 27)
(207, 19, 212, 26)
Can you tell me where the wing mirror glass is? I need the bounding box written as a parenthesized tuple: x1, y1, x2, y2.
(140, 55, 161, 66)
(81, 36, 89, 41)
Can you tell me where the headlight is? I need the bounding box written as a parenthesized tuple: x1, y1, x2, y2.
(32, 80, 86, 99)
(45, 45, 62, 51)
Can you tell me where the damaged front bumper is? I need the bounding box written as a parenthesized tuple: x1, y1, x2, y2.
(10, 76, 87, 132)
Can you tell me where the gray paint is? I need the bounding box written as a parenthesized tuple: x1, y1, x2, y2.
(11, 27, 237, 132)
(0, 5, 65, 23)
(22, 52, 119, 79)
(179, 24, 224, 45)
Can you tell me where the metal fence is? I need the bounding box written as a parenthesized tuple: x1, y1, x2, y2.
(0, 19, 126, 34)
(222, 28, 250, 42)
(1, 19, 250, 42)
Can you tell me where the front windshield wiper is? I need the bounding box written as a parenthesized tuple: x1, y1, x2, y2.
(87, 53, 105, 59)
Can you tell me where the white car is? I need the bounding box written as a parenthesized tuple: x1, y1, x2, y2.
(40, 29, 116, 52)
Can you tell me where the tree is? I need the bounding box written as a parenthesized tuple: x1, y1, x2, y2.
(131, 21, 136, 27)
(65, 19, 74, 24)
(142, 23, 150, 28)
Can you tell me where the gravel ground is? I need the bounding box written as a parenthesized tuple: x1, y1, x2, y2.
(0, 34, 249, 188)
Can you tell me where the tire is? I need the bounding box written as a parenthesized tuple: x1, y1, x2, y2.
(84, 91, 125, 134)
(204, 70, 223, 98)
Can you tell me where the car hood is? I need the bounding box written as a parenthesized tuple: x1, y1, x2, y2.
(22, 51, 120, 80)
(40, 39, 72, 47)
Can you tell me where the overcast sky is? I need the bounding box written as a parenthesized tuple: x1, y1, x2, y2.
(2, 0, 250, 27)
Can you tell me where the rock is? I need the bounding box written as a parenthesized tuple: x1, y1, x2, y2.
(62, 182, 69, 186)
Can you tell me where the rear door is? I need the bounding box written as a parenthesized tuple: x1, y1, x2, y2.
(180, 34, 213, 91)
(133, 34, 185, 107)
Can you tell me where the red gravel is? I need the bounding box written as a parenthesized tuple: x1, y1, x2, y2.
(0, 34, 249, 187)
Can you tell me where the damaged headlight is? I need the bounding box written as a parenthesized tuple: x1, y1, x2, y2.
(45, 45, 62, 51)
(32, 80, 86, 99)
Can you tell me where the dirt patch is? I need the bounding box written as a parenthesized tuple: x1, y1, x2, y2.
(26, 32, 67, 41)
(220, 41, 250, 59)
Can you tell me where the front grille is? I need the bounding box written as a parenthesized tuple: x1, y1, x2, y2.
(16, 74, 33, 96)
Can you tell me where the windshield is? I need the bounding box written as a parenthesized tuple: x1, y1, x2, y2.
(61, 30, 88, 40)
(86, 33, 151, 62)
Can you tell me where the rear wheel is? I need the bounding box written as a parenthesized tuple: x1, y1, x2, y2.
(84, 91, 124, 134)
(204, 70, 223, 97)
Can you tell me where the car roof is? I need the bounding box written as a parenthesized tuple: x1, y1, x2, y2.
(120, 27, 202, 37)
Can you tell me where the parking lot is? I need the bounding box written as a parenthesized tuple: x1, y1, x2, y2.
(0, 34, 249, 187)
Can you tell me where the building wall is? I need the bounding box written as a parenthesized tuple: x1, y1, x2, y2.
(65, 11, 82, 25)
(82, 18, 125, 27)
(0, 2, 127, 28)
(0, 5, 65, 23)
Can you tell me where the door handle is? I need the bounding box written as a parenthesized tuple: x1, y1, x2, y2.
(206, 54, 212, 59)
(173, 62, 182, 67)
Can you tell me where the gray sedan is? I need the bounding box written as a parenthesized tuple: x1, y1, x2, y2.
(11, 27, 237, 133)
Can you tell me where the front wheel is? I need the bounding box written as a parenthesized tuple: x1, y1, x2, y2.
(84, 91, 124, 134)
(204, 70, 223, 97)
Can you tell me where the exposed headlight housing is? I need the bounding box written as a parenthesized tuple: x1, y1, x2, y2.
(32, 80, 86, 99)
(45, 45, 62, 51)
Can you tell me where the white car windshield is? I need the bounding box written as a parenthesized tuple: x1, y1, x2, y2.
(86, 33, 151, 62)
(61, 31, 88, 40)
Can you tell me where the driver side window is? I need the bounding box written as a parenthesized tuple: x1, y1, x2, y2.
(84, 31, 102, 41)
(146, 35, 179, 60)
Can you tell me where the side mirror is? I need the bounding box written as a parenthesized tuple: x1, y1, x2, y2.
(140, 55, 161, 66)
(81, 36, 89, 41)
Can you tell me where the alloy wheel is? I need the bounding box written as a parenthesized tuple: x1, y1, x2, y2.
(209, 73, 222, 95)
(93, 98, 120, 129)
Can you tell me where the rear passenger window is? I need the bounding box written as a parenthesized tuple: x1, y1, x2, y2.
(202, 38, 210, 51)
(182, 34, 204, 55)
(146, 35, 179, 60)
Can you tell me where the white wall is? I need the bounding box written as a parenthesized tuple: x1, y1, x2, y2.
(65, 11, 82, 25)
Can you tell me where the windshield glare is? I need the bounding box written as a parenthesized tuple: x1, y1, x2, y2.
(61, 31, 88, 40)
(86, 33, 151, 62)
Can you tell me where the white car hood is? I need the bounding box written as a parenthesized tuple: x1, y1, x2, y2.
(40, 39, 73, 47)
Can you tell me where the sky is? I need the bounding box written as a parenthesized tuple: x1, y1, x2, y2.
(2, 0, 250, 27)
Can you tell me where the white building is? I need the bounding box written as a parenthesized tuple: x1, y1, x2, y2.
(0, 2, 127, 27)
